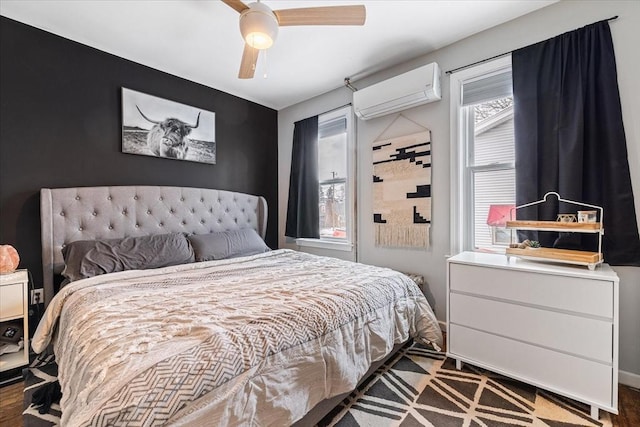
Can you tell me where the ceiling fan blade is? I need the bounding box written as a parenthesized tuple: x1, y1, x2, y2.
(274, 5, 366, 26)
(222, 0, 249, 14)
(239, 43, 259, 79)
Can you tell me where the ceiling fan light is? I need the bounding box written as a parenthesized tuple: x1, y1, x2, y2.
(240, 3, 278, 50)
(244, 31, 273, 49)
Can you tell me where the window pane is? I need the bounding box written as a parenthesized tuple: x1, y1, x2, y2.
(318, 133, 347, 181)
(473, 168, 515, 249)
(319, 182, 346, 238)
(452, 56, 514, 254)
(314, 105, 352, 245)
(471, 97, 514, 166)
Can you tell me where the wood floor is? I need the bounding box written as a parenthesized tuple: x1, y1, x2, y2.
(0, 380, 23, 427)
(1, 376, 638, 427)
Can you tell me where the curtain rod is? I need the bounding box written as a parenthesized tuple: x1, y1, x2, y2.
(321, 103, 352, 116)
(444, 15, 618, 75)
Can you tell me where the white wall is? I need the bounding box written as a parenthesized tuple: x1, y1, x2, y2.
(278, 0, 640, 383)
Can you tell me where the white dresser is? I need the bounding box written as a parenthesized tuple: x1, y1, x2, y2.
(446, 252, 618, 419)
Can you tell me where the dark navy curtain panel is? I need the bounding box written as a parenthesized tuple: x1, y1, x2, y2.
(285, 116, 320, 239)
(512, 20, 640, 266)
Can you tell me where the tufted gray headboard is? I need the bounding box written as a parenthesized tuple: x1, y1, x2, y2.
(40, 186, 268, 307)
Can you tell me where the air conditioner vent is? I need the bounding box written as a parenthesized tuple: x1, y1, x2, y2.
(353, 63, 441, 120)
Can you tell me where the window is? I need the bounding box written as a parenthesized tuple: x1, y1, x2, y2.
(451, 56, 515, 253)
(297, 106, 355, 251)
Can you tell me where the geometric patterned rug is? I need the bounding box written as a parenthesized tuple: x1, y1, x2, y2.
(317, 341, 613, 427)
(21, 342, 613, 427)
(22, 353, 61, 427)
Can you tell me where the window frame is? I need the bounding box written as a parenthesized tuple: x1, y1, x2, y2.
(450, 56, 513, 255)
(296, 105, 356, 252)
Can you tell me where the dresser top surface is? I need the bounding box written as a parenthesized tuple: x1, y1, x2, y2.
(448, 251, 619, 281)
(0, 269, 28, 284)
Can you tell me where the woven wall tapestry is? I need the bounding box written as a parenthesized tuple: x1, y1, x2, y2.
(373, 124, 431, 249)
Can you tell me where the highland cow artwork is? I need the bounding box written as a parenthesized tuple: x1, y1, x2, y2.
(122, 88, 216, 164)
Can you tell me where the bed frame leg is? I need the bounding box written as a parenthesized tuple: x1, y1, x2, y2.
(455, 359, 463, 370)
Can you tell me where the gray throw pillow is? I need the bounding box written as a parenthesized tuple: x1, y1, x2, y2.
(188, 228, 270, 262)
(61, 232, 195, 282)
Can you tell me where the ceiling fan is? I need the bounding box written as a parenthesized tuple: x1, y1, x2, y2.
(222, 0, 366, 79)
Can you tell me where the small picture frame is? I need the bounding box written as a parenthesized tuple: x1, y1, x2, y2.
(577, 210, 598, 223)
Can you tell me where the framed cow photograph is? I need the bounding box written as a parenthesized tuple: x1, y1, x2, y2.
(121, 88, 216, 164)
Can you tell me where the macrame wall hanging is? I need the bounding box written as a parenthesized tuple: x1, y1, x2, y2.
(372, 114, 432, 249)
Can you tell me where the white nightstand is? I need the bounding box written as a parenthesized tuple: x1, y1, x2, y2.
(0, 269, 29, 372)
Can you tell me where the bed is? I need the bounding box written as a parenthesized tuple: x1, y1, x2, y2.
(31, 185, 442, 426)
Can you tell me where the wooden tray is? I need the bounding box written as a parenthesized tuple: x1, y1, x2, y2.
(506, 220, 601, 232)
(506, 247, 602, 264)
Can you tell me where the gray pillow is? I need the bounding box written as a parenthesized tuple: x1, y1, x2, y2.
(61, 232, 195, 282)
(188, 228, 270, 262)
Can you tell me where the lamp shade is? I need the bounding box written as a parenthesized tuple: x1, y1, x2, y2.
(0, 245, 20, 273)
(240, 2, 278, 49)
(486, 204, 515, 227)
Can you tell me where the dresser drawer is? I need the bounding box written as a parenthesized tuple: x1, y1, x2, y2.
(0, 282, 24, 320)
(448, 324, 613, 407)
(449, 293, 612, 363)
(449, 263, 613, 318)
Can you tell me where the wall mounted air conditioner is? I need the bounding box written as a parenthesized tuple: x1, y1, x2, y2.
(353, 62, 441, 120)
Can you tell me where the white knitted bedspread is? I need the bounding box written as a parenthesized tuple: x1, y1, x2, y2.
(32, 249, 442, 426)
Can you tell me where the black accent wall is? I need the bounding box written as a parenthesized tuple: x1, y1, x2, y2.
(0, 17, 279, 288)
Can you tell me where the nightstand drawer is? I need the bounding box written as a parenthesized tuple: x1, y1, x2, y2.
(0, 282, 24, 320)
(449, 263, 613, 318)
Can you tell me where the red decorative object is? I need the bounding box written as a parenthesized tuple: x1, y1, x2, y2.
(486, 204, 515, 227)
(0, 245, 20, 273)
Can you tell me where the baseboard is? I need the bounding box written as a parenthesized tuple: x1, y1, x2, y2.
(0, 373, 22, 387)
(619, 369, 640, 389)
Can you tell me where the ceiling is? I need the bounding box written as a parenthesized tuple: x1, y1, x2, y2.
(0, 0, 557, 110)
